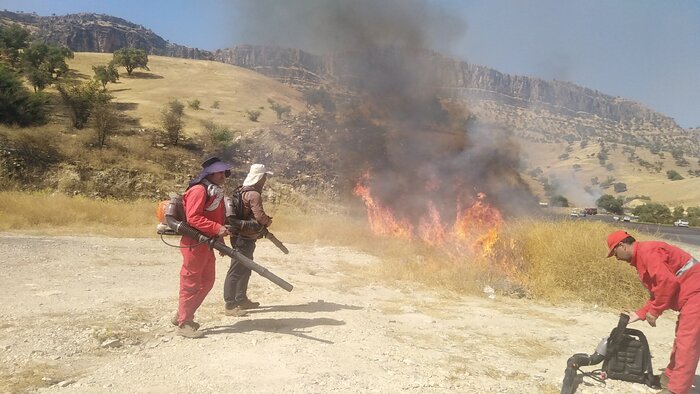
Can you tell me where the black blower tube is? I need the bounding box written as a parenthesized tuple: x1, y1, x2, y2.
(166, 214, 293, 292)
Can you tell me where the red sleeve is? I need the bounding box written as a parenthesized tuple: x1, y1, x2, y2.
(183, 185, 224, 237)
(634, 248, 680, 319)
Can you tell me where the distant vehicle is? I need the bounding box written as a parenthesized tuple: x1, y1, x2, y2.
(613, 216, 620, 221)
(622, 216, 631, 222)
(583, 208, 598, 215)
(569, 210, 580, 217)
(674, 219, 689, 227)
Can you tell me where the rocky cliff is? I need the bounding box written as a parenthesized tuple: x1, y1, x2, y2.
(0, 10, 685, 133)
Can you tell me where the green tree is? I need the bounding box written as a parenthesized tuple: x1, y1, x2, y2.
(162, 99, 185, 145)
(596, 194, 624, 215)
(0, 24, 31, 66)
(112, 47, 149, 76)
(632, 203, 673, 224)
(58, 80, 110, 129)
(22, 42, 73, 90)
(672, 206, 686, 221)
(92, 63, 119, 89)
(24, 65, 52, 92)
(0, 64, 48, 126)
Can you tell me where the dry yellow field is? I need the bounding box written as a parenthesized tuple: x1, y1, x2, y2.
(66, 53, 307, 134)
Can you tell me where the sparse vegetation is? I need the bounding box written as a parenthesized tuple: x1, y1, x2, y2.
(667, 169, 684, 181)
(92, 63, 119, 89)
(187, 99, 201, 110)
(58, 80, 111, 129)
(161, 99, 185, 145)
(200, 119, 236, 153)
(268, 98, 291, 119)
(246, 109, 261, 122)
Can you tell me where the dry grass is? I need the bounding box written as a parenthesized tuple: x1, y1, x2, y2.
(65, 53, 307, 133)
(0, 192, 649, 309)
(0, 191, 156, 237)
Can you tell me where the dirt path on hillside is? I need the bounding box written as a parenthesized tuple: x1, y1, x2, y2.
(0, 233, 697, 393)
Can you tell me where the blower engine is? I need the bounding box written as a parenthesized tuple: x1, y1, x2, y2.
(560, 313, 659, 394)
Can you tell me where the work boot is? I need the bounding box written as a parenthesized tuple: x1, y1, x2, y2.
(177, 322, 204, 338)
(238, 299, 261, 310)
(171, 312, 199, 330)
(224, 305, 248, 317)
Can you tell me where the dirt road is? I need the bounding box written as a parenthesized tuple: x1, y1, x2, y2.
(0, 233, 697, 393)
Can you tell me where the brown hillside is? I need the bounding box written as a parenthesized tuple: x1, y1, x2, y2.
(67, 53, 307, 133)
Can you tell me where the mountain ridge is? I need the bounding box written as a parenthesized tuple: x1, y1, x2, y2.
(0, 10, 687, 134)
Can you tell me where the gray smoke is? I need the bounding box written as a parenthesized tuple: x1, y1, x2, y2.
(231, 0, 536, 219)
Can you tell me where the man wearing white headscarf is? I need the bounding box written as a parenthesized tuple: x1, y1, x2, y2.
(224, 164, 274, 316)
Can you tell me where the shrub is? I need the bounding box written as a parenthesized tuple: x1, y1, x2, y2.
(201, 119, 235, 153)
(161, 100, 185, 145)
(613, 182, 627, 193)
(268, 98, 291, 119)
(92, 101, 120, 148)
(211, 101, 220, 109)
(188, 99, 201, 110)
(667, 170, 684, 181)
(246, 109, 261, 122)
(58, 80, 109, 129)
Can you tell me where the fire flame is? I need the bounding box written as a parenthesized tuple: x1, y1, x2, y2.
(354, 174, 503, 257)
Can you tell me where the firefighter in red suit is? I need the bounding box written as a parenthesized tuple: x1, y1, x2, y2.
(174, 157, 232, 338)
(607, 230, 700, 394)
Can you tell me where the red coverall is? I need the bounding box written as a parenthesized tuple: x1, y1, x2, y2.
(631, 241, 700, 394)
(177, 184, 226, 326)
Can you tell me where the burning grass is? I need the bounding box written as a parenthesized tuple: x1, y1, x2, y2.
(0, 192, 648, 309)
(276, 203, 648, 310)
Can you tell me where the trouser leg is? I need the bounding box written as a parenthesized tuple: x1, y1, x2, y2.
(178, 244, 215, 325)
(223, 238, 256, 307)
(667, 293, 700, 394)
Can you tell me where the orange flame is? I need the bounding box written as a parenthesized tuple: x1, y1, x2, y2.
(354, 175, 503, 257)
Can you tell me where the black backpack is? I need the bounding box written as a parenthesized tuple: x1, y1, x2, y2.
(602, 326, 657, 387)
(228, 186, 256, 220)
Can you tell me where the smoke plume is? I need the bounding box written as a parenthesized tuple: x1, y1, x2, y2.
(232, 0, 536, 219)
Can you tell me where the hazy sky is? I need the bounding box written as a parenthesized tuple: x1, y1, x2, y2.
(2, 0, 699, 128)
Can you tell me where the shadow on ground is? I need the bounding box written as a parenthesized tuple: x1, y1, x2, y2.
(246, 300, 363, 314)
(205, 317, 345, 344)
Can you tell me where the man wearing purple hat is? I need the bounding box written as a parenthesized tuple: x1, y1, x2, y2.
(174, 157, 232, 338)
(224, 163, 274, 316)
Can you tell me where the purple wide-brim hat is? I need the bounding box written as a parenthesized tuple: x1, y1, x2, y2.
(188, 157, 233, 188)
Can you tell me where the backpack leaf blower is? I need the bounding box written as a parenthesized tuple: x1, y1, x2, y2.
(157, 197, 293, 292)
(560, 313, 659, 394)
